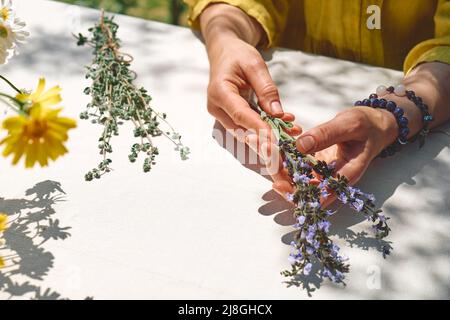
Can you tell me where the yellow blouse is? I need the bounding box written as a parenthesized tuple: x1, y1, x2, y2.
(184, 0, 450, 74)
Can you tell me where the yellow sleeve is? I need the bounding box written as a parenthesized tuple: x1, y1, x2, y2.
(404, 0, 450, 74)
(183, 0, 289, 48)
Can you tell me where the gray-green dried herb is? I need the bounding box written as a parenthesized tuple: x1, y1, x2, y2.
(76, 13, 189, 181)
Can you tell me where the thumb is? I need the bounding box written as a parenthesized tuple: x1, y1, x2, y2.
(296, 116, 354, 153)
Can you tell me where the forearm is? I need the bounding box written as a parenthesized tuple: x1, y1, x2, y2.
(403, 62, 450, 130)
(376, 62, 450, 146)
(199, 3, 264, 51)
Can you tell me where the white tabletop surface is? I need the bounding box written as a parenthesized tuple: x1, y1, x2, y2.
(0, 0, 449, 300)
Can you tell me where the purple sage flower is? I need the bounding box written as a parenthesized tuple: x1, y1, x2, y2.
(318, 220, 331, 233)
(286, 193, 294, 202)
(338, 192, 348, 204)
(297, 215, 306, 225)
(351, 198, 364, 212)
(303, 262, 312, 276)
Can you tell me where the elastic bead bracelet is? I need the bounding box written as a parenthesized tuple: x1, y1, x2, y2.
(376, 85, 434, 148)
(354, 95, 410, 158)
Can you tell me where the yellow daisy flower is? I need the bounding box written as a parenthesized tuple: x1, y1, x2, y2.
(0, 78, 77, 168)
(0, 257, 4, 268)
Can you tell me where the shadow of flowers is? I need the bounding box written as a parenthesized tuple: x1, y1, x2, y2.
(0, 180, 74, 300)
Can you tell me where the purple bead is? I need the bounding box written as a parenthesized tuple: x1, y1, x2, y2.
(379, 99, 387, 108)
(362, 99, 371, 106)
(387, 86, 395, 93)
(406, 91, 415, 99)
(354, 100, 362, 106)
(370, 98, 380, 107)
(369, 93, 378, 99)
(398, 116, 408, 127)
(386, 101, 396, 112)
(400, 127, 409, 137)
(394, 107, 404, 117)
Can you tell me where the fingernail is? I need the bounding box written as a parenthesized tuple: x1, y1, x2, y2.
(270, 101, 283, 115)
(246, 134, 258, 153)
(297, 135, 315, 152)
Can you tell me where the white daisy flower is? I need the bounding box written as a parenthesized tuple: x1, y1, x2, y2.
(0, 0, 14, 24)
(0, 1, 28, 65)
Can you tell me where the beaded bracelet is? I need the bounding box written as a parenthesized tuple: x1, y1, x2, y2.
(376, 85, 433, 148)
(354, 96, 409, 157)
(355, 85, 434, 157)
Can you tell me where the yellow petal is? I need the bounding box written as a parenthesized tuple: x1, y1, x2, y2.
(36, 141, 49, 167)
(53, 116, 77, 129)
(2, 115, 26, 130)
(28, 77, 46, 101)
(39, 85, 61, 102)
(38, 94, 62, 109)
(11, 140, 26, 165)
(29, 104, 43, 118)
(24, 142, 38, 168)
(2, 139, 18, 156)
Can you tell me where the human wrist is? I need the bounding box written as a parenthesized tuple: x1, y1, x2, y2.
(199, 4, 263, 48)
(354, 85, 429, 158)
(377, 94, 422, 139)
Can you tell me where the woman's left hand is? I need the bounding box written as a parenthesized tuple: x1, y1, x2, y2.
(273, 106, 399, 206)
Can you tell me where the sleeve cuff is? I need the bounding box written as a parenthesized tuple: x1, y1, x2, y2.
(404, 36, 450, 74)
(186, 0, 278, 48)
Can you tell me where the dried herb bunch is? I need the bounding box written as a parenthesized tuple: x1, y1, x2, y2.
(255, 104, 390, 284)
(76, 13, 189, 181)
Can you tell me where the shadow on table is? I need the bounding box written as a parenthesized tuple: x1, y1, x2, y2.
(212, 120, 450, 296)
(0, 180, 74, 300)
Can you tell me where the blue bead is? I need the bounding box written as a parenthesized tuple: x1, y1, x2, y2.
(398, 137, 408, 145)
(394, 107, 404, 117)
(424, 115, 433, 121)
(370, 98, 380, 107)
(400, 127, 409, 137)
(379, 99, 387, 108)
(386, 101, 396, 112)
(398, 116, 408, 127)
(362, 99, 371, 106)
(354, 100, 362, 106)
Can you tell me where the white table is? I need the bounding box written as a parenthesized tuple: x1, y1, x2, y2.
(0, 0, 448, 299)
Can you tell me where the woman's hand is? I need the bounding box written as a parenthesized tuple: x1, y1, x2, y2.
(273, 107, 399, 206)
(200, 4, 301, 140)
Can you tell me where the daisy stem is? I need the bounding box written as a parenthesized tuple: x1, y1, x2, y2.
(0, 75, 22, 94)
(0, 92, 26, 114)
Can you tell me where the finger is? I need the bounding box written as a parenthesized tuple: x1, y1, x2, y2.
(335, 158, 369, 186)
(218, 86, 276, 141)
(280, 113, 302, 136)
(208, 104, 247, 142)
(284, 125, 302, 136)
(296, 116, 359, 154)
(281, 113, 296, 122)
(243, 59, 283, 117)
(272, 180, 294, 200)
